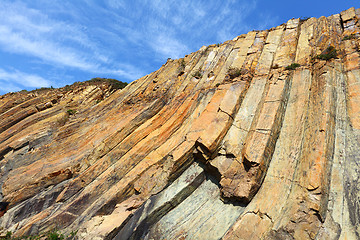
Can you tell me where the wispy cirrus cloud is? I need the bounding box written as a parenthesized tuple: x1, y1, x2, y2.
(0, 2, 100, 70)
(0, 1, 143, 83)
(99, 0, 264, 59)
(150, 34, 189, 59)
(0, 0, 279, 94)
(0, 68, 50, 93)
(0, 25, 98, 71)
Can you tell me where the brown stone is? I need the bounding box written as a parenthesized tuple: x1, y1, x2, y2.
(0, 8, 359, 240)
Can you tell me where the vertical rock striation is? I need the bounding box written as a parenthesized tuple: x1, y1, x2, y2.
(0, 7, 359, 240)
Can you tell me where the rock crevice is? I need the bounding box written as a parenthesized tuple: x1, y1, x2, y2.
(0, 7, 360, 240)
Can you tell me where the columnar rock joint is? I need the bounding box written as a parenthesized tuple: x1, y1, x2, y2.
(0, 7, 359, 240)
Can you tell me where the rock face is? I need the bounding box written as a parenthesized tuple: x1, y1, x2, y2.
(1, 8, 360, 240)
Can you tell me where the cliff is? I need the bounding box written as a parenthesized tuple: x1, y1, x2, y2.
(0, 7, 360, 240)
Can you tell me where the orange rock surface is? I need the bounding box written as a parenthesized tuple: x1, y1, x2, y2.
(0, 8, 360, 240)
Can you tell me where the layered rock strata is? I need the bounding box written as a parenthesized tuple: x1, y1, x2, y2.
(0, 7, 360, 240)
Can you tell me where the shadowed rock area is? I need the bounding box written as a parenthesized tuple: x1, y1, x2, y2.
(0, 7, 360, 240)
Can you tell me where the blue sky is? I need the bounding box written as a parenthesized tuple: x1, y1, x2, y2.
(0, 0, 359, 94)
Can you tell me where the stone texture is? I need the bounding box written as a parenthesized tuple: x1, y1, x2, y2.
(0, 8, 360, 240)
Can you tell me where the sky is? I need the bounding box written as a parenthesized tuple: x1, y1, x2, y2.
(0, 0, 359, 94)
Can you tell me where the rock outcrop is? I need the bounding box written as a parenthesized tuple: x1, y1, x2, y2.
(0, 7, 360, 240)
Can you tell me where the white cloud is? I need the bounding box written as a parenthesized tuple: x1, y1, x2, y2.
(0, 25, 98, 71)
(106, 0, 126, 9)
(0, 0, 264, 65)
(0, 2, 103, 71)
(255, 13, 280, 31)
(0, 1, 142, 81)
(151, 34, 190, 59)
(0, 68, 50, 90)
(100, 63, 145, 80)
(0, 82, 22, 94)
(0, 0, 279, 95)
(101, 0, 262, 59)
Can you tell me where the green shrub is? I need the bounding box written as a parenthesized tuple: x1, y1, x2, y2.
(3, 229, 77, 240)
(46, 229, 77, 240)
(180, 59, 186, 69)
(68, 230, 78, 239)
(285, 63, 301, 70)
(67, 109, 76, 115)
(47, 229, 64, 240)
(5, 231, 12, 240)
(178, 59, 186, 75)
(314, 46, 337, 60)
(63, 85, 71, 91)
(29, 87, 53, 93)
(87, 78, 127, 90)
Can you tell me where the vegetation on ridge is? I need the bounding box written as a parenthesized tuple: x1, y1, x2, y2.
(285, 63, 301, 70)
(178, 58, 186, 76)
(17, 78, 127, 94)
(314, 46, 337, 61)
(85, 77, 128, 90)
(66, 109, 76, 115)
(2, 229, 77, 240)
(179, 59, 186, 69)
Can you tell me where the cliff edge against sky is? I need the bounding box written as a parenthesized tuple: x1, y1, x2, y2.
(0, 7, 360, 240)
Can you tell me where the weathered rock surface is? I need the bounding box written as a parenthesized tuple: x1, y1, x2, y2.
(1, 8, 360, 240)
